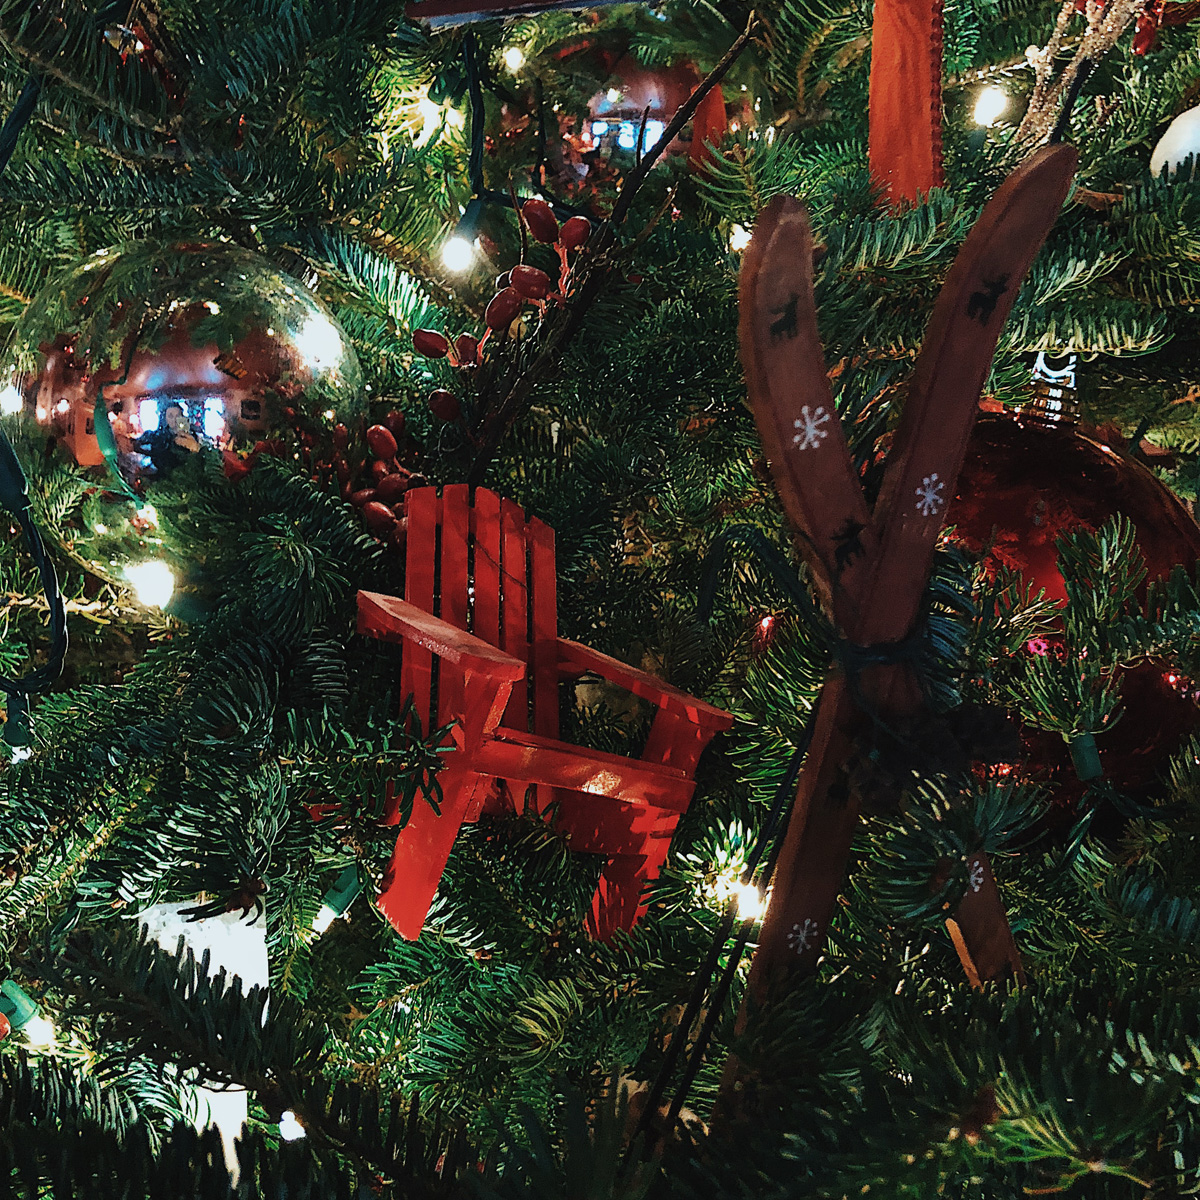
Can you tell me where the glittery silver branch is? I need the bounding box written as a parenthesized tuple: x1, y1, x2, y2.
(1016, 0, 1143, 145)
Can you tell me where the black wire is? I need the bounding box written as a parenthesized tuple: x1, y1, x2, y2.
(1049, 58, 1092, 145)
(633, 531, 930, 1147)
(0, 74, 66, 746)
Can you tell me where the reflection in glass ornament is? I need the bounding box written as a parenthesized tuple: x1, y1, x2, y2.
(7, 241, 364, 491)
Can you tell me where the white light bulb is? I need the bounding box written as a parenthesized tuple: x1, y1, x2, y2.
(735, 882, 767, 921)
(502, 45, 525, 72)
(125, 560, 175, 608)
(22, 1014, 55, 1047)
(441, 235, 476, 273)
(606, 88, 620, 103)
(54, 399, 69, 415)
(973, 85, 1008, 128)
(10, 746, 31, 763)
(311, 904, 338, 934)
(278, 1111, 306, 1141)
(729, 224, 752, 252)
(140, 504, 158, 527)
(0, 383, 21, 415)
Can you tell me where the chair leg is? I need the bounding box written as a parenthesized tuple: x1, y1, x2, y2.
(377, 770, 480, 939)
(586, 808, 680, 940)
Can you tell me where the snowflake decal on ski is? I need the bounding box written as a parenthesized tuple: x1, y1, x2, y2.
(915, 473, 945, 516)
(792, 405, 830, 451)
(967, 858, 985, 894)
(786, 918, 819, 955)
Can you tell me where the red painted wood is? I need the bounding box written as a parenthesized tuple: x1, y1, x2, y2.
(473, 488, 502, 648)
(358, 592, 527, 677)
(868, 0, 944, 204)
(558, 640, 733, 728)
(528, 518, 559, 740)
(377, 770, 478, 940)
(527, 517, 558, 812)
(499, 500, 530, 732)
(476, 729, 692, 809)
(437, 485, 472, 752)
(402, 488, 439, 736)
(359, 486, 732, 941)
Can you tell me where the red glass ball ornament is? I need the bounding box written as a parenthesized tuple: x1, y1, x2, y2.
(586, 58, 727, 167)
(0, 1010, 9, 1041)
(946, 410, 1200, 795)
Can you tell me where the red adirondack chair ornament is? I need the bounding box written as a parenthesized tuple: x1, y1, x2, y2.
(358, 485, 732, 941)
(738, 143, 1077, 996)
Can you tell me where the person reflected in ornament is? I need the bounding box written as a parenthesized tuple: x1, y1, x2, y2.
(136, 402, 200, 478)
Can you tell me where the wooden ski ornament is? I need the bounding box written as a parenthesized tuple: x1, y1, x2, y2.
(736, 143, 1076, 998)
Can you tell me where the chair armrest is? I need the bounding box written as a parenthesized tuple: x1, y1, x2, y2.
(358, 591, 526, 682)
(557, 638, 732, 730)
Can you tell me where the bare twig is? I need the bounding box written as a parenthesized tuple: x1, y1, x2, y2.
(465, 13, 759, 486)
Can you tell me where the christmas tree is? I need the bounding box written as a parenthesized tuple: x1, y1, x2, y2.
(4, 0, 1200, 1194)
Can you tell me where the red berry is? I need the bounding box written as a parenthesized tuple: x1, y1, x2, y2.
(510, 264, 551, 301)
(455, 333, 480, 367)
(429, 389, 461, 422)
(521, 198, 559, 244)
(349, 488, 377, 508)
(559, 215, 591, 250)
(375, 472, 410, 504)
(383, 409, 406, 440)
(412, 328, 450, 358)
(333, 454, 351, 484)
(362, 500, 397, 535)
(366, 424, 398, 460)
(485, 287, 524, 331)
(389, 517, 408, 550)
(370, 458, 395, 482)
(408, 473, 428, 489)
(332, 423, 349, 451)
(495, 271, 511, 291)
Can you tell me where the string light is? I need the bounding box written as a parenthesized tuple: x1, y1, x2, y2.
(734, 882, 768, 921)
(312, 866, 363, 934)
(21, 1013, 55, 1047)
(729, 224, 752, 252)
(0, 383, 20, 415)
(502, 45, 525, 72)
(125, 561, 175, 608)
(441, 234, 476, 273)
(973, 85, 1008, 128)
(278, 1111, 306, 1141)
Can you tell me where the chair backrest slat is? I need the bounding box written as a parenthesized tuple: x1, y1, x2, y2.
(403, 487, 440, 733)
(401, 487, 561, 740)
(499, 498, 530, 730)
(527, 516, 559, 742)
(437, 484, 472, 727)
(472, 488, 503, 649)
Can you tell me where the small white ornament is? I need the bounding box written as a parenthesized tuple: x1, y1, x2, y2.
(792, 405, 831, 451)
(786, 918, 819, 955)
(1151, 106, 1200, 178)
(915, 473, 945, 516)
